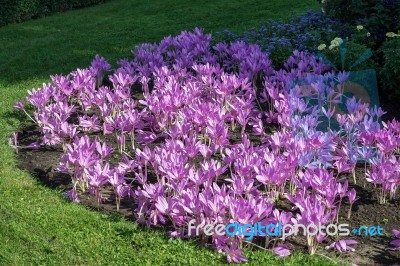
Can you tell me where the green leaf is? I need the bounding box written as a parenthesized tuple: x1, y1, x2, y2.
(349, 49, 372, 70)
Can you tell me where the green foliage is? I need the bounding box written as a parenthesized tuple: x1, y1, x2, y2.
(269, 45, 296, 68)
(0, 0, 106, 26)
(349, 26, 376, 49)
(317, 0, 400, 100)
(318, 40, 376, 71)
(379, 38, 400, 97)
(318, 0, 400, 46)
(0, 0, 41, 25)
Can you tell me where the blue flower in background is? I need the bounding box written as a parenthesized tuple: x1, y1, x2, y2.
(217, 10, 347, 65)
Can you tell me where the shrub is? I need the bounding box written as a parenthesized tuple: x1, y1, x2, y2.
(379, 37, 400, 97)
(0, 0, 106, 26)
(319, 0, 400, 46)
(0, 0, 41, 25)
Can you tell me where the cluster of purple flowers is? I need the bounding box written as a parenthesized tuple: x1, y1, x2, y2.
(390, 229, 400, 251)
(11, 29, 400, 263)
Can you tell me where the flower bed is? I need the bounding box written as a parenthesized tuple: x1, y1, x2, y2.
(10, 29, 400, 264)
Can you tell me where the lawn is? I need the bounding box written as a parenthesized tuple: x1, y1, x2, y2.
(0, 0, 342, 264)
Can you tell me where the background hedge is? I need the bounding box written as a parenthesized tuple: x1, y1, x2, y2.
(318, 0, 400, 46)
(0, 0, 106, 26)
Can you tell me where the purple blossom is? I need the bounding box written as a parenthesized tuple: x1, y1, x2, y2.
(8, 132, 18, 153)
(274, 244, 291, 257)
(326, 239, 358, 252)
(65, 187, 80, 203)
(13, 99, 25, 110)
(389, 229, 400, 251)
(224, 243, 247, 263)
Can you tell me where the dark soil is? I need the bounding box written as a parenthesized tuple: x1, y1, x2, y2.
(13, 94, 400, 266)
(331, 167, 400, 266)
(380, 95, 400, 123)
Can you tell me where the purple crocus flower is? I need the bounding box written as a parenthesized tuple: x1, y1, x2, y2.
(8, 132, 18, 153)
(389, 229, 400, 251)
(274, 244, 291, 257)
(347, 188, 357, 219)
(13, 99, 25, 110)
(326, 239, 358, 252)
(65, 187, 80, 203)
(224, 242, 247, 263)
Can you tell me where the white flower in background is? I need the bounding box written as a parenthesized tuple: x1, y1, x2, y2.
(329, 37, 343, 50)
(333, 37, 343, 45)
(356, 25, 364, 31)
(331, 40, 338, 46)
(366, 32, 371, 37)
(318, 44, 327, 50)
(386, 32, 400, 38)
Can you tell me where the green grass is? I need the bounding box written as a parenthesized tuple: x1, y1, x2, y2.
(0, 0, 344, 264)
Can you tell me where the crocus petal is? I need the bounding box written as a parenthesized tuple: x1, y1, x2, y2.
(389, 239, 400, 249)
(274, 244, 291, 257)
(392, 229, 400, 239)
